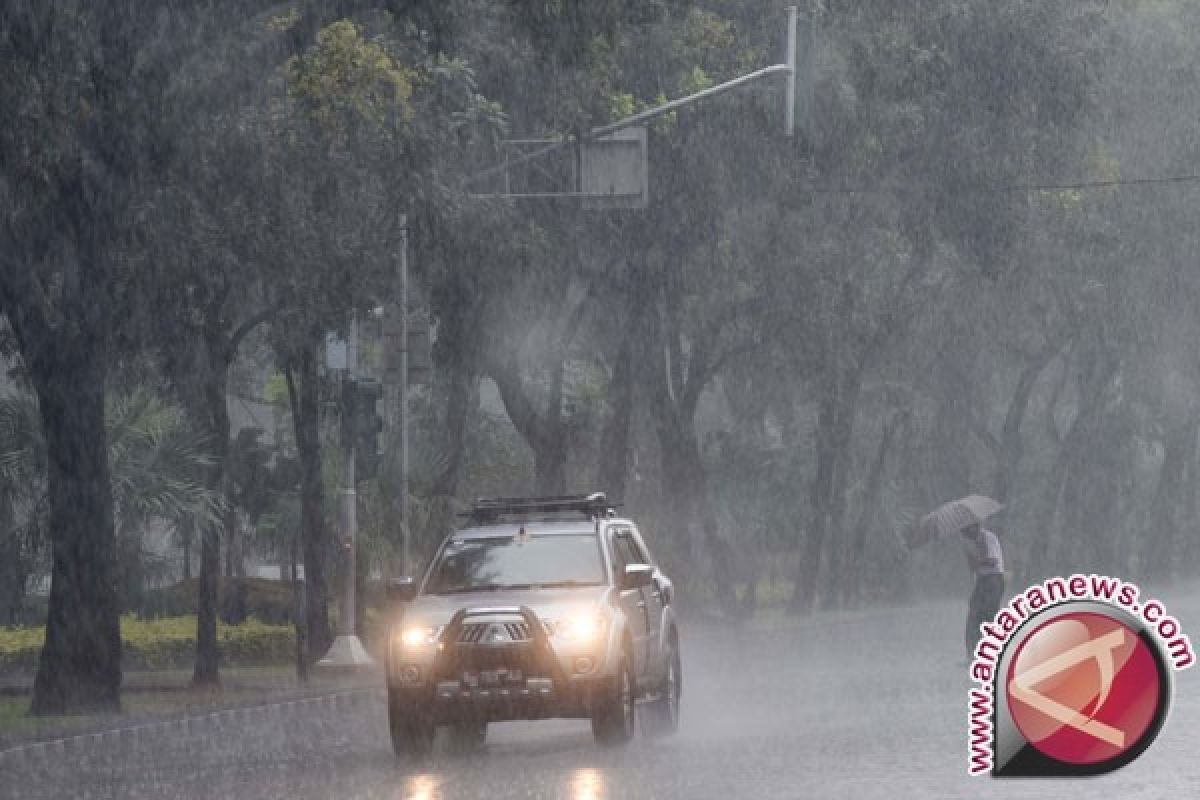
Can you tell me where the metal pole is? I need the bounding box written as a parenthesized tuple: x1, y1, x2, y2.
(338, 312, 358, 637)
(796, 11, 814, 140)
(316, 313, 373, 669)
(589, 64, 793, 139)
(399, 215, 410, 575)
(468, 63, 793, 187)
(785, 6, 797, 137)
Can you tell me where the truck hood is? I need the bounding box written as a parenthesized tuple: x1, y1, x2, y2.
(401, 585, 612, 628)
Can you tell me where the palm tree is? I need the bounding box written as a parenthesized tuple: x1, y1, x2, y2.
(0, 391, 47, 624)
(0, 387, 223, 617)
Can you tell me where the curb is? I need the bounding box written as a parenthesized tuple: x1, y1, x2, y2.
(0, 687, 385, 771)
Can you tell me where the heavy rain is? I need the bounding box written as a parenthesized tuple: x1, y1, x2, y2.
(1, 1, 1199, 798)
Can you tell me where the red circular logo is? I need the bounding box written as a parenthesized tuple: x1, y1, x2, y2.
(1005, 611, 1163, 765)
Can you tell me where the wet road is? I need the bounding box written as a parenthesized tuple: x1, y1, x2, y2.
(6, 595, 1200, 799)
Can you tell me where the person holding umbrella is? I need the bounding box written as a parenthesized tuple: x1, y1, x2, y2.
(913, 495, 1006, 659)
(960, 520, 1005, 659)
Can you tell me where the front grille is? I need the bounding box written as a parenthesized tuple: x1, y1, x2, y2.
(458, 643, 535, 672)
(459, 623, 486, 643)
(459, 621, 533, 643)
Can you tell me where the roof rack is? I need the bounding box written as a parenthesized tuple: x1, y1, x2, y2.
(459, 492, 618, 523)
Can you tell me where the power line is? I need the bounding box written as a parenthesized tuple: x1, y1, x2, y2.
(1003, 174, 1200, 192)
(805, 173, 1200, 195)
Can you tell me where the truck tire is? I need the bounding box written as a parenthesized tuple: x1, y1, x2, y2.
(389, 689, 435, 758)
(448, 719, 487, 751)
(591, 648, 636, 746)
(643, 636, 681, 737)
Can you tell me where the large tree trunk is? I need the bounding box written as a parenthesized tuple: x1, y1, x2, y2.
(598, 320, 638, 502)
(817, 377, 859, 611)
(791, 349, 861, 615)
(992, 352, 1054, 505)
(791, 391, 835, 616)
(489, 355, 569, 496)
(425, 360, 478, 567)
(533, 429, 567, 495)
(644, 311, 731, 610)
(844, 412, 902, 608)
(180, 520, 192, 581)
(30, 357, 122, 715)
(286, 343, 332, 662)
(193, 361, 230, 686)
(1146, 418, 1198, 580)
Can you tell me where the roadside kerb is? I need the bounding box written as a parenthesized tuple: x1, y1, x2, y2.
(0, 686, 385, 771)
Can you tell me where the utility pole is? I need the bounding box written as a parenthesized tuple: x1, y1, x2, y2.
(398, 215, 410, 575)
(317, 311, 374, 669)
(382, 215, 411, 576)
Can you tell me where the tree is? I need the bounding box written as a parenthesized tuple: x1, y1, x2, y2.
(0, 1, 166, 713)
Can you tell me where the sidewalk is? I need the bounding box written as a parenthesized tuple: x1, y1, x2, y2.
(0, 664, 382, 751)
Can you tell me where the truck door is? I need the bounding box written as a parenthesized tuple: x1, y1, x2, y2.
(610, 528, 649, 675)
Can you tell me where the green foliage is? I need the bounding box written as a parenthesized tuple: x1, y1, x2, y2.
(0, 615, 294, 676)
(285, 20, 417, 141)
(139, 578, 296, 626)
(0, 387, 221, 535)
(106, 388, 224, 533)
(263, 373, 290, 408)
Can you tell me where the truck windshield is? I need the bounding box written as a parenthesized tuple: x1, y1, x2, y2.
(425, 534, 605, 594)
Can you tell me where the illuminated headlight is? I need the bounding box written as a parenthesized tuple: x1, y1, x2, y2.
(550, 613, 607, 643)
(396, 625, 442, 649)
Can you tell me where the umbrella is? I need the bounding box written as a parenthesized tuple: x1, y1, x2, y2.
(908, 495, 1003, 549)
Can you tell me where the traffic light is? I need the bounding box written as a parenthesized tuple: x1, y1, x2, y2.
(354, 379, 383, 480)
(341, 378, 383, 480)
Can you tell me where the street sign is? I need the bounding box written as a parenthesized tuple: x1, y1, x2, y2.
(383, 314, 432, 385)
(581, 127, 648, 210)
(324, 333, 348, 370)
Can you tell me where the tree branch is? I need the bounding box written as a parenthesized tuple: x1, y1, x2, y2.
(484, 351, 547, 452)
(223, 304, 281, 365)
(0, 257, 53, 374)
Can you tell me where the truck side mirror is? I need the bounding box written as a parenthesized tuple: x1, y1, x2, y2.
(622, 564, 654, 590)
(387, 577, 417, 605)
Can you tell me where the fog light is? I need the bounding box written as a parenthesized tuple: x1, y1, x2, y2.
(573, 656, 596, 674)
(400, 664, 421, 683)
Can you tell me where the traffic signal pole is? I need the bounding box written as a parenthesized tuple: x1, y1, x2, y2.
(398, 215, 410, 576)
(469, 7, 806, 197)
(318, 311, 374, 670)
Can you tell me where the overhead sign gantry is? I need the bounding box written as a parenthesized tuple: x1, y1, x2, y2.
(470, 6, 813, 209)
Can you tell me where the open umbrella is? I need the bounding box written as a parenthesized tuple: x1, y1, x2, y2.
(907, 494, 1003, 548)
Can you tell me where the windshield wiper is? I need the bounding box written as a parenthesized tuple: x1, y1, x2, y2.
(434, 580, 598, 594)
(435, 584, 509, 594)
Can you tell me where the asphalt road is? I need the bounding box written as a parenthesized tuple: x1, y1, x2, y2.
(5, 595, 1200, 800)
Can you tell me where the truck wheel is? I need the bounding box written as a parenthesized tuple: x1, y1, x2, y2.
(448, 719, 487, 752)
(388, 689, 435, 758)
(591, 649, 636, 746)
(643, 637, 681, 737)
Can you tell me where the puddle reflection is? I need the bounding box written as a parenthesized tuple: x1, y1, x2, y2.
(398, 773, 441, 800)
(570, 767, 605, 800)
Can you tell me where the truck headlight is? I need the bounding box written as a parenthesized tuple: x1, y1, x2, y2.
(397, 625, 441, 648)
(551, 613, 606, 643)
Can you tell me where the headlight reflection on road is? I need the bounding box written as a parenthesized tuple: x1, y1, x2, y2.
(570, 767, 605, 800)
(400, 773, 440, 800)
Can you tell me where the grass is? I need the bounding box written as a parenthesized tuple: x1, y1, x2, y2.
(0, 664, 372, 748)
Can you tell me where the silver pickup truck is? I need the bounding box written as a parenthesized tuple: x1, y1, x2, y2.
(384, 493, 681, 756)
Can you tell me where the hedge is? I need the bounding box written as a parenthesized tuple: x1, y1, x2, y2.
(139, 578, 296, 625)
(0, 615, 295, 676)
